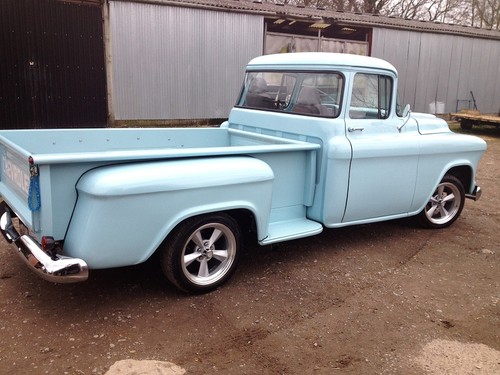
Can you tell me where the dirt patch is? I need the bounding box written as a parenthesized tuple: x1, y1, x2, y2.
(0, 129, 498, 374)
(105, 359, 185, 375)
(414, 339, 500, 374)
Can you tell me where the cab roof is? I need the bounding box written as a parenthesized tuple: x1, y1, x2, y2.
(247, 52, 397, 75)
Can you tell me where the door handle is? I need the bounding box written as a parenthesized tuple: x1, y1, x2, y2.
(348, 127, 364, 132)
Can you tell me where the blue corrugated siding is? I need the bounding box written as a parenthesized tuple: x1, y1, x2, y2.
(109, 1, 263, 120)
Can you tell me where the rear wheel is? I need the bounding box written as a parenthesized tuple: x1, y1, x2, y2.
(160, 214, 241, 294)
(418, 175, 465, 228)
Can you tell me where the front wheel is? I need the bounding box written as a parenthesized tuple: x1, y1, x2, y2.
(418, 175, 465, 229)
(160, 214, 241, 294)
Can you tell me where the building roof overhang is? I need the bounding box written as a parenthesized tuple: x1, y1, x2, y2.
(110, 0, 500, 40)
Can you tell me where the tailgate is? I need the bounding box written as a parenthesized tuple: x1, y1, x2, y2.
(0, 145, 36, 231)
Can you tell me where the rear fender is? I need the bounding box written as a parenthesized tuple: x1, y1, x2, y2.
(63, 157, 274, 269)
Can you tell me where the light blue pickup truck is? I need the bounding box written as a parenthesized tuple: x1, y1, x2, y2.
(0, 53, 486, 293)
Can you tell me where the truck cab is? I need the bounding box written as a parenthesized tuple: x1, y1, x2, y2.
(229, 53, 483, 229)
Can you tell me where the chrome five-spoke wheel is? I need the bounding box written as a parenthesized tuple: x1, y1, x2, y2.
(160, 214, 241, 294)
(419, 175, 465, 228)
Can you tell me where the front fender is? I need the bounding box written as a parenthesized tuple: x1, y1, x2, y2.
(410, 133, 486, 214)
(64, 156, 274, 268)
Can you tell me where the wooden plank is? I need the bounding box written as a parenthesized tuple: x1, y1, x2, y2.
(451, 110, 500, 125)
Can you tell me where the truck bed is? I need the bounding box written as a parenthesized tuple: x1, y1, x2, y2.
(0, 126, 319, 241)
(0, 127, 317, 164)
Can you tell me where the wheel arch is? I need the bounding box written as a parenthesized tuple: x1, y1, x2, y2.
(430, 162, 474, 200)
(411, 161, 474, 216)
(155, 207, 258, 256)
(445, 164, 473, 194)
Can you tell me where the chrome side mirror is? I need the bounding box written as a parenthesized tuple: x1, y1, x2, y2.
(398, 104, 411, 133)
(402, 104, 411, 118)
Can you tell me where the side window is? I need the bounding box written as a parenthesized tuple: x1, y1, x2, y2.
(349, 73, 393, 119)
(237, 71, 343, 118)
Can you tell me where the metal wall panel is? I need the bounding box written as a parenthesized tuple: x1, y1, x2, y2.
(494, 48, 500, 114)
(456, 38, 474, 109)
(445, 35, 463, 109)
(109, 1, 263, 120)
(0, 0, 106, 129)
(372, 28, 500, 114)
(265, 32, 368, 55)
(476, 40, 500, 112)
(483, 43, 499, 113)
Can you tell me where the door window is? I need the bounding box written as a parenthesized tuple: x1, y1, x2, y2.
(349, 73, 393, 119)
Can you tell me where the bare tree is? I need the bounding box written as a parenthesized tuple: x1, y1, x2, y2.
(472, 0, 500, 29)
(264, 0, 499, 29)
(378, 0, 499, 27)
(364, 0, 392, 13)
(383, 0, 465, 22)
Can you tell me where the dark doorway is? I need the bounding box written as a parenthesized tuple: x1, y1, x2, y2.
(0, 0, 107, 129)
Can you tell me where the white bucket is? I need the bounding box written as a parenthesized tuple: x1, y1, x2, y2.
(429, 101, 445, 114)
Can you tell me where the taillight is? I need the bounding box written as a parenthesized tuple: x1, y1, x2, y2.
(41, 236, 55, 252)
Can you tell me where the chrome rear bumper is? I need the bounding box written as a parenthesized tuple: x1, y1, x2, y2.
(0, 209, 88, 283)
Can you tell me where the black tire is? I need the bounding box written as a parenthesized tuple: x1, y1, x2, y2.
(418, 175, 465, 229)
(160, 213, 241, 294)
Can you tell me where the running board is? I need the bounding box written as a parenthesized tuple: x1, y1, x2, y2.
(259, 218, 323, 245)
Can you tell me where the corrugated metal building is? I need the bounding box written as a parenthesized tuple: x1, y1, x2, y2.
(1, 0, 499, 128)
(372, 29, 500, 115)
(108, 1, 263, 124)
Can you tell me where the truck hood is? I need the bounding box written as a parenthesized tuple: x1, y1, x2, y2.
(411, 112, 451, 134)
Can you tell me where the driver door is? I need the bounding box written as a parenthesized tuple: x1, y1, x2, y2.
(343, 72, 419, 223)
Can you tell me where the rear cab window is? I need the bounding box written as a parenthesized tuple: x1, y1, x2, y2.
(236, 71, 344, 118)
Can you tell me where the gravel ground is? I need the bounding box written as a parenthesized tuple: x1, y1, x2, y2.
(0, 126, 498, 375)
